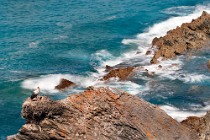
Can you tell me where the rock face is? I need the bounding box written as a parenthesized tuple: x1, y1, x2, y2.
(7, 87, 197, 140)
(102, 67, 135, 80)
(55, 78, 75, 90)
(151, 11, 210, 64)
(181, 111, 210, 140)
(207, 60, 210, 69)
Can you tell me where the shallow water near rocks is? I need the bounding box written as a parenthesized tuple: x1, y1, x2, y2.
(1, 0, 210, 138)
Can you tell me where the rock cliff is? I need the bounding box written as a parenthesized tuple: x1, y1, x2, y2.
(7, 87, 197, 140)
(181, 111, 210, 140)
(151, 11, 210, 64)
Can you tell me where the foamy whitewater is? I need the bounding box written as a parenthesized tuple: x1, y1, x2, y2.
(20, 3, 210, 122)
(3, 1, 210, 137)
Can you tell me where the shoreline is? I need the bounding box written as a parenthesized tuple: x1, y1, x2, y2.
(7, 11, 210, 140)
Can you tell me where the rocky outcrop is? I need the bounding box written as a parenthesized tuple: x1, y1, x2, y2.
(7, 87, 197, 140)
(102, 67, 136, 80)
(207, 60, 210, 69)
(151, 11, 210, 64)
(105, 65, 113, 72)
(55, 78, 76, 90)
(181, 111, 210, 140)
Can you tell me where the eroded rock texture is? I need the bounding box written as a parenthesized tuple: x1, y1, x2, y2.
(102, 67, 135, 80)
(151, 11, 210, 64)
(182, 111, 210, 140)
(8, 87, 197, 140)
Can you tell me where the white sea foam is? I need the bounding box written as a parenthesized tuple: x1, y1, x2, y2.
(90, 50, 116, 67)
(94, 5, 209, 79)
(122, 3, 210, 55)
(29, 41, 39, 48)
(121, 4, 210, 82)
(53, 35, 68, 40)
(106, 15, 117, 21)
(56, 22, 72, 29)
(123, 10, 210, 46)
(56, 3, 210, 94)
(177, 73, 209, 83)
(101, 80, 144, 95)
(162, 6, 196, 16)
(91, 4, 210, 82)
(23, 3, 210, 99)
(21, 73, 143, 95)
(21, 74, 100, 93)
(160, 105, 210, 122)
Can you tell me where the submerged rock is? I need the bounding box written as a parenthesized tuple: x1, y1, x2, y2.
(151, 11, 210, 64)
(7, 87, 197, 140)
(55, 78, 75, 90)
(102, 67, 135, 80)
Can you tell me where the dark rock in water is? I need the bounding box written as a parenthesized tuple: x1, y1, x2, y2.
(145, 69, 155, 78)
(7, 87, 197, 140)
(151, 11, 210, 64)
(181, 111, 210, 140)
(102, 67, 135, 80)
(55, 78, 75, 90)
(136, 51, 142, 54)
(145, 50, 152, 55)
(207, 60, 210, 69)
(105, 65, 113, 72)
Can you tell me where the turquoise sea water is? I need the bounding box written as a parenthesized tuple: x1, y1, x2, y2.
(1, 0, 210, 138)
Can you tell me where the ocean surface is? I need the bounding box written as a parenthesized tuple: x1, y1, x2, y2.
(1, 0, 210, 138)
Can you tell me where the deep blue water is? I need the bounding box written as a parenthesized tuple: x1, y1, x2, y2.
(1, 0, 210, 138)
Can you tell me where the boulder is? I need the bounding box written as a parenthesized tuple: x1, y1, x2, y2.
(181, 111, 210, 140)
(105, 65, 113, 72)
(145, 50, 152, 55)
(8, 87, 197, 140)
(55, 78, 75, 90)
(151, 11, 210, 64)
(102, 67, 135, 80)
(207, 60, 210, 69)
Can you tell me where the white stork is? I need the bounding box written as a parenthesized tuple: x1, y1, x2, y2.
(30, 87, 40, 100)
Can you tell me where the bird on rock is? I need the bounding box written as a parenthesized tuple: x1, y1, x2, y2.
(30, 87, 40, 100)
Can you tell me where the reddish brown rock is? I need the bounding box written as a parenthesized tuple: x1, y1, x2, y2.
(151, 11, 210, 64)
(55, 78, 75, 90)
(181, 111, 210, 140)
(145, 50, 152, 55)
(102, 67, 135, 80)
(105, 65, 113, 72)
(8, 87, 197, 140)
(207, 60, 210, 69)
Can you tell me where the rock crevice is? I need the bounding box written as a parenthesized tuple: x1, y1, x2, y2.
(7, 87, 197, 140)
